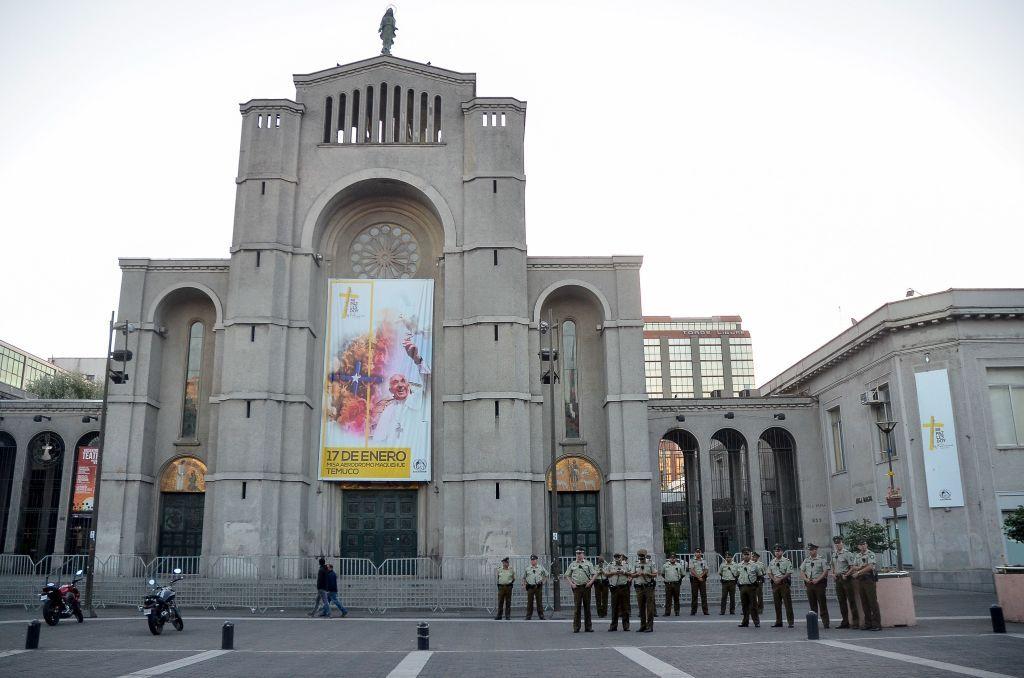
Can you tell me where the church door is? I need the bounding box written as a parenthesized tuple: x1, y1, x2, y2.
(157, 493, 205, 558)
(341, 490, 417, 564)
(557, 492, 600, 558)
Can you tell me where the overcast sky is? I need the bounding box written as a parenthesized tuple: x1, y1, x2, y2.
(2, 0, 1021, 384)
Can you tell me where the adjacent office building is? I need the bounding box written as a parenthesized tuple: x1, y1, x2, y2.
(643, 316, 756, 399)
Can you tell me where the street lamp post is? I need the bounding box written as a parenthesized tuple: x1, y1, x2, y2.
(875, 420, 904, 571)
(541, 312, 561, 611)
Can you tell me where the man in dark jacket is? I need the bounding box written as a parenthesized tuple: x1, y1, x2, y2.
(322, 564, 349, 618)
(310, 558, 328, 617)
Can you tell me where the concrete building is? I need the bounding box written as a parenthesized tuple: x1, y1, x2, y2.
(643, 315, 755, 399)
(50, 357, 106, 384)
(94, 53, 654, 563)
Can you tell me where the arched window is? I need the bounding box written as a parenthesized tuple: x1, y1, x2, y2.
(180, 321, 204, 440)
(659, 429, 702, 554)
(18, 431, 65, 558)
(758, 428, 802, 550)
(709, 429, 752, 555)
(561, 319, 580, 438)
(0, 432, 16, 549)
(322, 96, 333, 143)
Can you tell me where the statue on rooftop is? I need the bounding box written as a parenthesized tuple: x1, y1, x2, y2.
(379, 8, 397, 55)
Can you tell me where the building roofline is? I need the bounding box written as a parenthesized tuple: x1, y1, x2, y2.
(293, 55, 477, 87)
(0, 339, 69, 375)
(760, 288, 1024, 394)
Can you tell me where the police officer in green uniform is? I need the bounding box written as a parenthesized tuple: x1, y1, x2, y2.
(606, 552, 632, 631)
(751, 551, 766, 614)
(719, 551, 737, 615)
(851, 538, 881, 631)
(769, 544, 794, 628)
(660, 553, 685, 616)
(633, 548, 657, 632)
(523, 554, 548, 620)
(800, 543, 830, 628)
(565, 547, 597, 633)
(735, 548, 760, 628)
(689, 548, 710, 615)
(593, 556, 609, 617)
(494, 557, 515, 620)
(830, 535, 859, 629)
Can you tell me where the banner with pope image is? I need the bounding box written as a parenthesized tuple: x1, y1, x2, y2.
(319, 279, 433, 481)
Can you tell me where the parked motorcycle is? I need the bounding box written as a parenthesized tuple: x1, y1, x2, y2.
(40, 569, 85, 626)
(140, 568, 184, 635)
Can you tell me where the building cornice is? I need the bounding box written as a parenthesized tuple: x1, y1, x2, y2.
(119, 258, 230, 272)
(238, 99, 305, 115)
(526, 255, 643, 271)
(294, 55, 477, 88)
(0, 399, 102, 414)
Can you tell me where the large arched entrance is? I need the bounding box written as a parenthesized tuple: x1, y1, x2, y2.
(65, 432, 100, 555)
(157, 457, 207, 559)
(758, 427, 802, 550)
(17, 431, 66, 558)
(659, 429, 702, 555)
(709, 429, 752, 555)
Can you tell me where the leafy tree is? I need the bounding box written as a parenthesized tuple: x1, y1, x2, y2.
(841, 519, 895, 553)
(1004, 506, 1024, 544)
(26, 372, 102, 399)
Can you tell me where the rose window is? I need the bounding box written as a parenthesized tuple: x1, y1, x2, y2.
(349, 224, 421, 279)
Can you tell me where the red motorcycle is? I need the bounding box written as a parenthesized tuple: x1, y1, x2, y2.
(40, 569, 84, 625)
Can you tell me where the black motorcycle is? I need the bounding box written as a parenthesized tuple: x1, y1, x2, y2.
(40, 569, 85, 626)
(140, 568, 184, 635)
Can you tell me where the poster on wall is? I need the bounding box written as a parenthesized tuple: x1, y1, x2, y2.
(319, 278, 433, 481)
(72, 446, 99, 512)
(914, 368, 965, 508)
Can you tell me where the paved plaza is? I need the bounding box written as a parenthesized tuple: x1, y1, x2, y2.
(0, 588, 1020, 677)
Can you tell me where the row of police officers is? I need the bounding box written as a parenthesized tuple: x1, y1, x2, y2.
(494, 535, 882, 632)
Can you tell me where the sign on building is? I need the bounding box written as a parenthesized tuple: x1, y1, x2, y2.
(914, 368, 965, 507)
(319, 279, 433, 481)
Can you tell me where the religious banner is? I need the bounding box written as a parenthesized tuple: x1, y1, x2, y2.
(914, 368, 965, 508)
(71, 446, 99, 512)
(320, 278, 433, 481)
(546, 456, 601, 492)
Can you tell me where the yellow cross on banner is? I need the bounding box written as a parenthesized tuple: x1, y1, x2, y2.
(340, 287, 359, 318)
(922, 415, 943, 451)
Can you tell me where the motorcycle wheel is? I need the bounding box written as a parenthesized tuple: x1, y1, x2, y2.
(42, 603, 59, 626)
(172, 611, 183, 632)
(147, 615, 163, 635)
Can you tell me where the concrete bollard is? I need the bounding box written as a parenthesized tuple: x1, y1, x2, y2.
(990, 605, 1006, 634)
(417, 622, 429, 650)
(25, 620, 40, 650)
(222, 621, 235, 650)
(805, 611, 820, 640)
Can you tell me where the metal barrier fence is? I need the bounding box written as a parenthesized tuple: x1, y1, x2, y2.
(0, 553, 837, 613)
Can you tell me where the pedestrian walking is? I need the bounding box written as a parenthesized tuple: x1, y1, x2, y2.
(321, 564, 349, 618)
(310, 557, 329, 617)
(633, 549, 656, 632)
(769, 544, 794, 628)
(689, 548, 709, 615)
(735, 548, 760, 628)
(800, 543, 830, 628)
(851, 538, 882, 631)
(830, 535, 859, 629)
(593, 556, 609, 617)
(606, 552, 631, 632)
(565, 548, 597, 633)
(660, 553, 684, 616)
(523, 555, 548, 620)
(719, 551, 737, 615)
(494, 557, 515, 620)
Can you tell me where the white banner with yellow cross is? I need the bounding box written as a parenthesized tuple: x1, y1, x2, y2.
(914, 368, 965, 508)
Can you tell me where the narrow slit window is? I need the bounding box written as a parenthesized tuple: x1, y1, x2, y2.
(260, 181, 266, 195)
(255, 250, 261, 267)
(562, 319, 581, 438)
(491, 112, 497, 127)
(494, 400, 500, 418)
(482, 112, 488, 127)
(246, 400, 252, 418)
(493, 179, 497, 194)
(378, 82, 387, 142)
(351, 89, 360, 143)
(242, 481, 247, 499)
(419, 92, 428, 143)
(180, 321, 204, 439)
(495, 482, 500, 499)
(250, 325, 256, 342)
(501, 112, 507, 126)
(493, 249, 498, 265)
(393, 85, 401, 141)
(365, 85, 374, 143)
(323, 97, 333, 143)
(257, 114, 263, 129)
(494, 325, 499, 341)
(406, 89, 415, 141)
(434, 95, 442, 142)
(275, 114, 280, 128)
(337, 93, 347, 143)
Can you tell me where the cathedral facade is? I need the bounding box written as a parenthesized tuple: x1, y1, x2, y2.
(96, 54, 655, 562)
